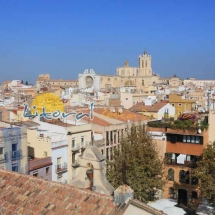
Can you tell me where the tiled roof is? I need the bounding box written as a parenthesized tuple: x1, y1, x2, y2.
(94, 108, 150, 122)
(28, 157, 52, 172)
(0, 170, 122, 215)
(129, 101, 168, 113)
(82, 110, 112, 126)
(43, 119, 74, 127)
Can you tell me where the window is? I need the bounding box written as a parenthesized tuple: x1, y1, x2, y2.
(168, 168, 174, 181)
(57, 157, 62, 169)
(46, 167, 49, 175)
(191, 177, 198, 185)
(172, 104, 175, 107)
(142, 80, 144, 86)
(12, 164, 18, 172)
(118, 130, 120, 142)
(0, 147, 4, 160)
(182, 135, 202, 144)
(33, 172, 38, 177)
(178, 103, 182, 106)
(126, 98, 128, 100)
(72, 138, 75, 148)
(179, 170, 189, 184)
(12, 144, 17, 151)
(114, 133, 116, 143)
(106, 131, 109, 141)
(195, 136, 200, 144)
(192, 191, 198, 199)
(81, 136, 84, 146)
(191, 136, 195, 143)
(169, 187, 174, 195)
(106, 148, 109, 159)
(187, 136, 191, 143)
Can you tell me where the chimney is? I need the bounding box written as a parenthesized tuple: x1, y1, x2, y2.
(114, 185, 134, 205)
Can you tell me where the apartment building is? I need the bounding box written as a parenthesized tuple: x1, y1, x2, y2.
(129, 99, 175, 120)
(27, 118, 92, 184)
(0, 122, 28, 174)
(147, 113, 211, 208)
(70, 105, 150, 161)
(169, 94, 196, 116)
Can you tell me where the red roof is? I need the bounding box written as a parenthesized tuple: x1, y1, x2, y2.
(129, 101, 169, 113)
(0, 170, 165, 215)
(94, 108, 150, 122)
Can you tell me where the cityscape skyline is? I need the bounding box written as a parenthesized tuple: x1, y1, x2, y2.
(0, 0, 215, 83)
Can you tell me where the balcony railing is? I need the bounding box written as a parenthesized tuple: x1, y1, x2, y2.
(11, 150, 22, 160)
(0, 152, 8, 163)
(72, 159, 80, 168)
(55, 163, 67, 173)
(71, 143, 81, 152)
(166, 159, 197, 168)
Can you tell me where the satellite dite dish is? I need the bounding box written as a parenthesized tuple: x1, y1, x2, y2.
(198, 129, 202, 134)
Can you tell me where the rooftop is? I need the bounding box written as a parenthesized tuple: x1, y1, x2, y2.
(0, 169, 167, 215)
(129, 101, 169, 113)
(28, 157, 52, 172)
(0, 169, 118, 215)
(94, 108, 150, 122)
(43, 119, 74, 127)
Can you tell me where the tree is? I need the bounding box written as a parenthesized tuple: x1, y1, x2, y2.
(21, 80, 23, 84)
(25, 81, 28, 85)
(193, 141, 215, 203)
(106, 122, 164, 202)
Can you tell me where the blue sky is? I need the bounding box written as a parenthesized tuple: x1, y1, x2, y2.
(0, 0, 215, 84)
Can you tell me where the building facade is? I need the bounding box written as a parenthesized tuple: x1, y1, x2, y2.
(78, 52, 160, 93)
(0, 124, 28, 174)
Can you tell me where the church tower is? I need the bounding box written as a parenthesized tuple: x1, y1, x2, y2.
(138, 51, 152, 76)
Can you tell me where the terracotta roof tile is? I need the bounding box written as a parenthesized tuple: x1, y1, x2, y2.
(81, 110, 112, 126)
(129, 101, 169, 113)
(0, 170, 121, 215)
(94, 108, 150, 122)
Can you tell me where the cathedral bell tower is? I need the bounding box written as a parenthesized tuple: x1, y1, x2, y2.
(138, 51, 152, 76)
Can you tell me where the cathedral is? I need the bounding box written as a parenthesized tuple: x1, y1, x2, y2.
(78, 51, 160, 92)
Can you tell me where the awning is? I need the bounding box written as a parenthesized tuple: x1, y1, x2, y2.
(177, 154, 186, 164)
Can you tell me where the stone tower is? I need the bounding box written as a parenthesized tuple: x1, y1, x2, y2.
(138, 51, 152, 76)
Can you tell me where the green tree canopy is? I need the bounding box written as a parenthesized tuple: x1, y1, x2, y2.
(25, 81, 28, 85)
(193, 141, 215, 203)
(106, 122, 164, 202)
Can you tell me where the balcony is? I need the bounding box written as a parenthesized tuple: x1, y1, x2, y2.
(11, 150, 22, 160)
(147, 118, 208, 135)
(0, 153, 8, 164)
(71, 159, 80, 168)
(55, 163, 67, 173)
(80, 142, 88, 149)
(165, 154, 199, 168)
(71, 143, 81, 153)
